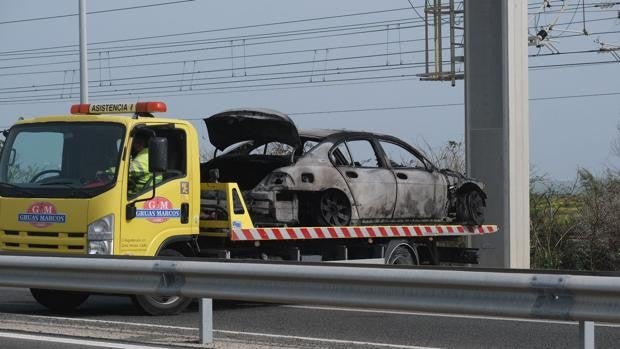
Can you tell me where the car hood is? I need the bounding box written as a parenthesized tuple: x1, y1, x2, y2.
(204, 108, 300, 151)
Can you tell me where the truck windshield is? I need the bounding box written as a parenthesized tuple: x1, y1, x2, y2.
(0, 122, 125, 198)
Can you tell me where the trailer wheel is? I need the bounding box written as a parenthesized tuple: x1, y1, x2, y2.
(456, 190, 485, 225)
(387, 246, 415, 265)
(316, 190, 352, 226)
(30, 289, 89, 313)
(131, 249, 193, 315)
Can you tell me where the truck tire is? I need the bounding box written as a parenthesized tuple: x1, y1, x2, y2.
(385, 240, 418, 265)
(30, 289, 89, 313)
(456, 190, 485, 225)
(131, 249, 193, 316)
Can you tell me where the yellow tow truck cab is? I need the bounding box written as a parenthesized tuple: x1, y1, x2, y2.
(0, 102, 213, 257)
(0, 101, 497, 315)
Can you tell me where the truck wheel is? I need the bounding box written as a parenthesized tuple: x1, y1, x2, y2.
(30, 289, 89, 313)
(316, 190, 352, 226)
(456, 190, 485, 225)
(131, 249, 193, 316)
(386, 246, 415, 265)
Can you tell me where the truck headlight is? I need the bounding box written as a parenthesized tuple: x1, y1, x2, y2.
(87, 214, 114, 255)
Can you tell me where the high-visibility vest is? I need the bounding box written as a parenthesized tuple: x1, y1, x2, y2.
(129, 149, 153, 193)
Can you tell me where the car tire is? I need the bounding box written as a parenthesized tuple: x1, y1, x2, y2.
(30, 289, 89, 313)
(315, 190, 352, 226)
(131, 249, 193, 316)
(456, 190, 485, 225)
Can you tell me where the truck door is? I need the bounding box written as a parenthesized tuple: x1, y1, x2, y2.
(332, 139, 396, 221)
(378, 140, 439, 219)
(119, 124, 195, 256)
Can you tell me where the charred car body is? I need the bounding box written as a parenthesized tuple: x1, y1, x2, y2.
(202, 108, 486, 227)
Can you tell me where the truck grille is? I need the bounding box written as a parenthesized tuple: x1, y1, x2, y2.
(0, 230, 86, 253)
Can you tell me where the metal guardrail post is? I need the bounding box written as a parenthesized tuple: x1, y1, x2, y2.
(199, 298, 213, 346)
(579, 321, 594, 349)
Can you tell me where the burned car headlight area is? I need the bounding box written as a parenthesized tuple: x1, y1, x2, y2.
(202, 108, 487, 227)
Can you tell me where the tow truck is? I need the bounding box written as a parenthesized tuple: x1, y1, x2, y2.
(0, 102, 497, 315)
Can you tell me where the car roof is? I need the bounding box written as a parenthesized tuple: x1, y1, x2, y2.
(299, 128, 394, 141)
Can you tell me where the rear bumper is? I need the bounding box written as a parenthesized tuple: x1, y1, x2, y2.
(246, 190, 299, 225)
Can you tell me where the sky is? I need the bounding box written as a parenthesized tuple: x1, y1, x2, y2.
(0, 0, 618, 181)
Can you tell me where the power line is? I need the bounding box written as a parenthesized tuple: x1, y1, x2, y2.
(0, 43, 434, 92)
(0, 57, 429, 99)
(0, 6, 419, 55)
(0, 63, 425, 97)
(529, 60, 620, 69)
(0, 20, 427, 70)
(289, 102, 463, 116)
(288, 91, 620, 116)
(8, 47, 615, 101)
(0, 0, 195, 25)
(0, 35, 437, 82)
(0, 18, 433, 63)
(1, 56, 618, 105)
(0, 72, 426, 104)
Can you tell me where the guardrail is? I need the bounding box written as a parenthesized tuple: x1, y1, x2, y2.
(0, 254, 618, 348)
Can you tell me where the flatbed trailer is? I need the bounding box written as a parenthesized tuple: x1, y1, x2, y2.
(197, 182, 497, 265)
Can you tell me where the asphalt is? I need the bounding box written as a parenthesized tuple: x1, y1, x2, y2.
(0, 287, 619, 349)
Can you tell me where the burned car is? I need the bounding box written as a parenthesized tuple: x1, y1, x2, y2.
(202, 108, 486, 227)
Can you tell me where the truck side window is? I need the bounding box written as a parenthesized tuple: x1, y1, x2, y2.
(128, 126, 187, 198)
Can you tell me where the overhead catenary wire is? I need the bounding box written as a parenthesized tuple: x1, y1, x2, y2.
(2, 46, 618, 102)
(287, 91, 620, 116)
(0, 19, 429, 70)
(0, 57, 618, 105)
(0, 6, 424, 56)
(0, 0, 618, 106)
(0, 0, 196, 25)
(6, 0, 615, 60)
(0, 62, 426, 96)
(2, 43, 615, 94)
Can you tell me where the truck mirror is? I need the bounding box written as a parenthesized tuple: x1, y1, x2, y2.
(148, 137, 168, 173)
(9, 148, 16, 166)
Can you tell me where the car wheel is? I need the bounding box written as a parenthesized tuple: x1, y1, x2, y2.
(30, 289, 89, 313)
(316, 190, 352, 226)
(131, 249, 193, 315)
(456, 190, 485, 225)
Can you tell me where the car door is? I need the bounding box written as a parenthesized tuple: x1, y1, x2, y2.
(378, 140, 441, 219)
(331, 138, 396, 221)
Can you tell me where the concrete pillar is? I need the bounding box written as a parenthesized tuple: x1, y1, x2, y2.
(464, 0, 530, 268)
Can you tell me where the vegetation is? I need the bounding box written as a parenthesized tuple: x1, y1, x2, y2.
(531, 169, 620, 271)
(426, 138, 619, 271)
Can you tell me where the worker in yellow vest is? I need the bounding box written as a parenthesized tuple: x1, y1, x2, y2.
(128, 131, 160, 195)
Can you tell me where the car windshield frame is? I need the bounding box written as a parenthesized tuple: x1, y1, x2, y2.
(0, 121, 126, 198)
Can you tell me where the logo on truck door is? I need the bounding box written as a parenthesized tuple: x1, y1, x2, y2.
(18, 202, 66, 228)
(135, 197, 181, 223)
